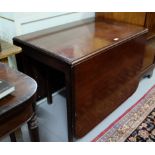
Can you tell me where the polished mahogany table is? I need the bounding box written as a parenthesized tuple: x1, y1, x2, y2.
(13, 19, 148, 141)
(0, 63, 39, 142)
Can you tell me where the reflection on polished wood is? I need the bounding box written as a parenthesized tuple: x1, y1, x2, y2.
(16, 20, 146, 64)
(96, 12, 155, 77)
(14, 19, 147, 141)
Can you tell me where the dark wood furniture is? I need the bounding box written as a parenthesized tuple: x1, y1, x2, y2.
(96, 13, 155, 77)
(0, 62, 39, 142)
(13, 19, 147, 141)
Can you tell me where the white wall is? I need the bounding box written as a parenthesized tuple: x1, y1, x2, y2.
(0, 17, 16, 42)
(0, 12, 95, 42)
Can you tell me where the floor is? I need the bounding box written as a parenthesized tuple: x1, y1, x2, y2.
(1, 69, 155, 142)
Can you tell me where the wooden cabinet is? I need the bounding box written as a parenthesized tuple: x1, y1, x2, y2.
(96, 12, 155, 77)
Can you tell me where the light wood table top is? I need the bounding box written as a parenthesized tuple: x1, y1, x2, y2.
(0, 39, 22, 60)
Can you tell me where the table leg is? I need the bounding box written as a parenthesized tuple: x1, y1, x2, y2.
(65, 71, 75, 142)
(46, 81, 53, 104)
(46, 69, 53, 104)
(27, 113, 40, 142)
(9, 132, 16, 142)
(9, 128, 24, 142)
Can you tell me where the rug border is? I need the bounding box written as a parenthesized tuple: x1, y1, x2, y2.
(92, 84, 155, 142)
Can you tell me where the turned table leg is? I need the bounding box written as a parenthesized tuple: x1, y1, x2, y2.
(9, 132, 16, 142)
(27, 113, 40, 142)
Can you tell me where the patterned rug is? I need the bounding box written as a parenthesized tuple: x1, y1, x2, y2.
(92, 84, 155, 142)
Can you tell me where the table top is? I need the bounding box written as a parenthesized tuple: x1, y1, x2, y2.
(0, 63, 37, 116)
(14, 19, 147, 65)
(0, 39, 22, 60)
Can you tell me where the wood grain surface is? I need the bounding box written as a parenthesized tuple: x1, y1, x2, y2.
(0, 63, 38, 140)
(13, 19, 147, 140)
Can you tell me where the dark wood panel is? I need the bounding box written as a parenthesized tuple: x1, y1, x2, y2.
(96, 12, 146, 26)
(142, 37, 155, 70)
(0, 102, 33, 137)
(145, 13, 155, 39)
(74, 36, 145, 138)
